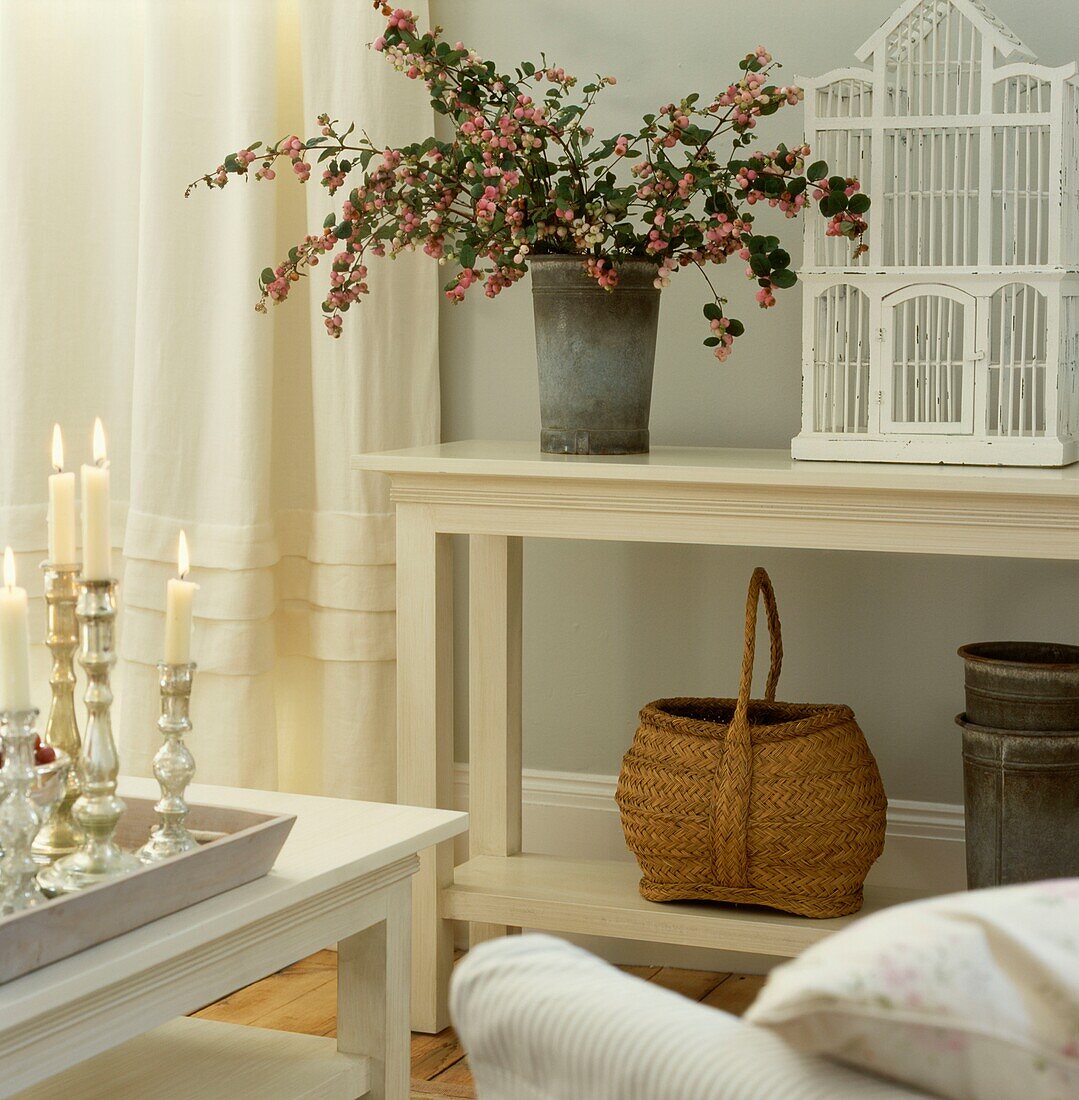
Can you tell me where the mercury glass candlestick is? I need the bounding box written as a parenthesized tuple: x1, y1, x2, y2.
(138, 662, 198, 863)
(38, 578, 138, 894)
(0, 708, 47, 910)
(31, 563, 84, 864)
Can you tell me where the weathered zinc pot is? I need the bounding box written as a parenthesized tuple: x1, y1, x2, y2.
(955, 714, 1079, 888)
(530, 255, 660, 455)
(958, 641, 1079, 730)
(955, 641, 1079, 888)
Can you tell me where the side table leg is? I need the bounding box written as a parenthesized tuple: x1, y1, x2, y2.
(468, 534, 523, 949)
(397, 504, 454, 1033)
(338, 879, 412, 1100)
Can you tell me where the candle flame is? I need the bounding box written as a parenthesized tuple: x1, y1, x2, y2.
(51, 423, 64, 472)
(178, 530, 190, 579)
(92, 418, 107, 466)
(3, 547, 15, 589)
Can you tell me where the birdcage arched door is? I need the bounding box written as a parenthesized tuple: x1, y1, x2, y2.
(881, 284, 977, 434)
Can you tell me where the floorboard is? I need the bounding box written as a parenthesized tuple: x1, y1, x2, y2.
(196, 946, 764, 1099)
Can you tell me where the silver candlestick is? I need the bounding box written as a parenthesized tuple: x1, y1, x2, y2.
(38, 578, 138, 895)
(32, 563, 84, 864)
(0, 708, 47, 910)
(138, 662, 198, 862)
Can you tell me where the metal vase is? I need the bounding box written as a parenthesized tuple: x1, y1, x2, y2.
(530, 255, 661, 455)
(958, 641, 1079, 730)
(956, 642, 1079, 888)
(956, 714, 1079, 887)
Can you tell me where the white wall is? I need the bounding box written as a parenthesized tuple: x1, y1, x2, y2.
(428, 0, 1079, 805)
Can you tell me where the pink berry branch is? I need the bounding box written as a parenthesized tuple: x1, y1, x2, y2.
(187, 2, 869, 358)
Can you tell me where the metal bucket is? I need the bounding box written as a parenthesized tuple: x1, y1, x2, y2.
(957, 641, 1079, 730)
(530, 255, 660, 455)
(956, 714, 1079, 888)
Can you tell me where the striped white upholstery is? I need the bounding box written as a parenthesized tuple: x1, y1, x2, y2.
(450, 935, 930, 1100)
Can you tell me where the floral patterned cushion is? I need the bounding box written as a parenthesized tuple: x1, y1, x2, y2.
(745, 879, 1079, 1100)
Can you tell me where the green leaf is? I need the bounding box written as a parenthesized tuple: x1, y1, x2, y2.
(807, 160, 828, 182)
(819, 193, 846, 217)
(223, 154, 241, 173)
(749, 254, 771, 277)
(768, 248, 791, 270)
(703, 336, 720, 347)
(771, 268, 797, 289)
(828, 175, 847, 193)
(324, 212, 336, 228)
(334, 222, 353, 240)
(848, 192, 871, 214)
(522, 60, 536, 76)
(459, 243, 476, 269)
(703, 302, 723, 321)
(260, 267, 275, 286)
(727, 318, 745, 337)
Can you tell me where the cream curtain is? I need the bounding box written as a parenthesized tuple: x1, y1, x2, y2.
(0, 0, 437, 800)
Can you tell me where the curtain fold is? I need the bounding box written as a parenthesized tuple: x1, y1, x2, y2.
(0, 0, 436, 800)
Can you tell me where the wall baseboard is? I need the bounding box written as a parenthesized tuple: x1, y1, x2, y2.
(451, 763, 968, 971)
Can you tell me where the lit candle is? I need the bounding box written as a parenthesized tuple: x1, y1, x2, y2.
(0, 548, 33, 712)
(164, 531, 198, 665)
(81, 418, 111, 581)
(48, 424, 77, 565)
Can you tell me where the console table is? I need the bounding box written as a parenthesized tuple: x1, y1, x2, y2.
(7, 778, 466, 1100)
(353, 439, 1079, 1034)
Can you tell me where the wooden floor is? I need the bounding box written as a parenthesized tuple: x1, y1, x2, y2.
(194, 948, 766, 1099)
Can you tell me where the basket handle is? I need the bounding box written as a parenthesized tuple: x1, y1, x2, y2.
(732, 567, 783, 727)
(712, 567, 783, 889)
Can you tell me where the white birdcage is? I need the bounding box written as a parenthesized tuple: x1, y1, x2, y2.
(791, 0, 1079, 466)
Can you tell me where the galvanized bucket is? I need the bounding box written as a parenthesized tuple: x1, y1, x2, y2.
(956, 714, 1079, 887)
(530, 255, 660, 455)
(958, 641, 1079, 730)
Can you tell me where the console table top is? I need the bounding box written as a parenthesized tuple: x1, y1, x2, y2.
(353, 439, 1079, 498)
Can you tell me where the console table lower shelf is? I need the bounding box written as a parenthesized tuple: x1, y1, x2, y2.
(443, 854, 926, 957)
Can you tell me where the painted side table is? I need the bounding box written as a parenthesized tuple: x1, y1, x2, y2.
(355, 439, 1079, 1033)
(5, 777, 466, 1100)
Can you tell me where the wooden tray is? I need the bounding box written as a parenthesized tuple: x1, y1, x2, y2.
(0, 797, 295, 984)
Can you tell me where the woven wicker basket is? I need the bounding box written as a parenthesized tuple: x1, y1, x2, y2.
(616, 567, 886, 918)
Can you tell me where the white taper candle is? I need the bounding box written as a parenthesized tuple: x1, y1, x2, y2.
(81, 418, 111, 581)
(0, 547, 33, 712)
(164, 531, 198, 665)
(48, 424, 77, 565)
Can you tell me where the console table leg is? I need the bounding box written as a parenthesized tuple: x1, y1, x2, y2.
(337, 880, 412, 1100)
(468, 534, 523, 948)
(396, 504, 454, 1033)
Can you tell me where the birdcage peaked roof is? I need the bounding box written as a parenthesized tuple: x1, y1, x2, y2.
(855, 0, 1034, 65)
